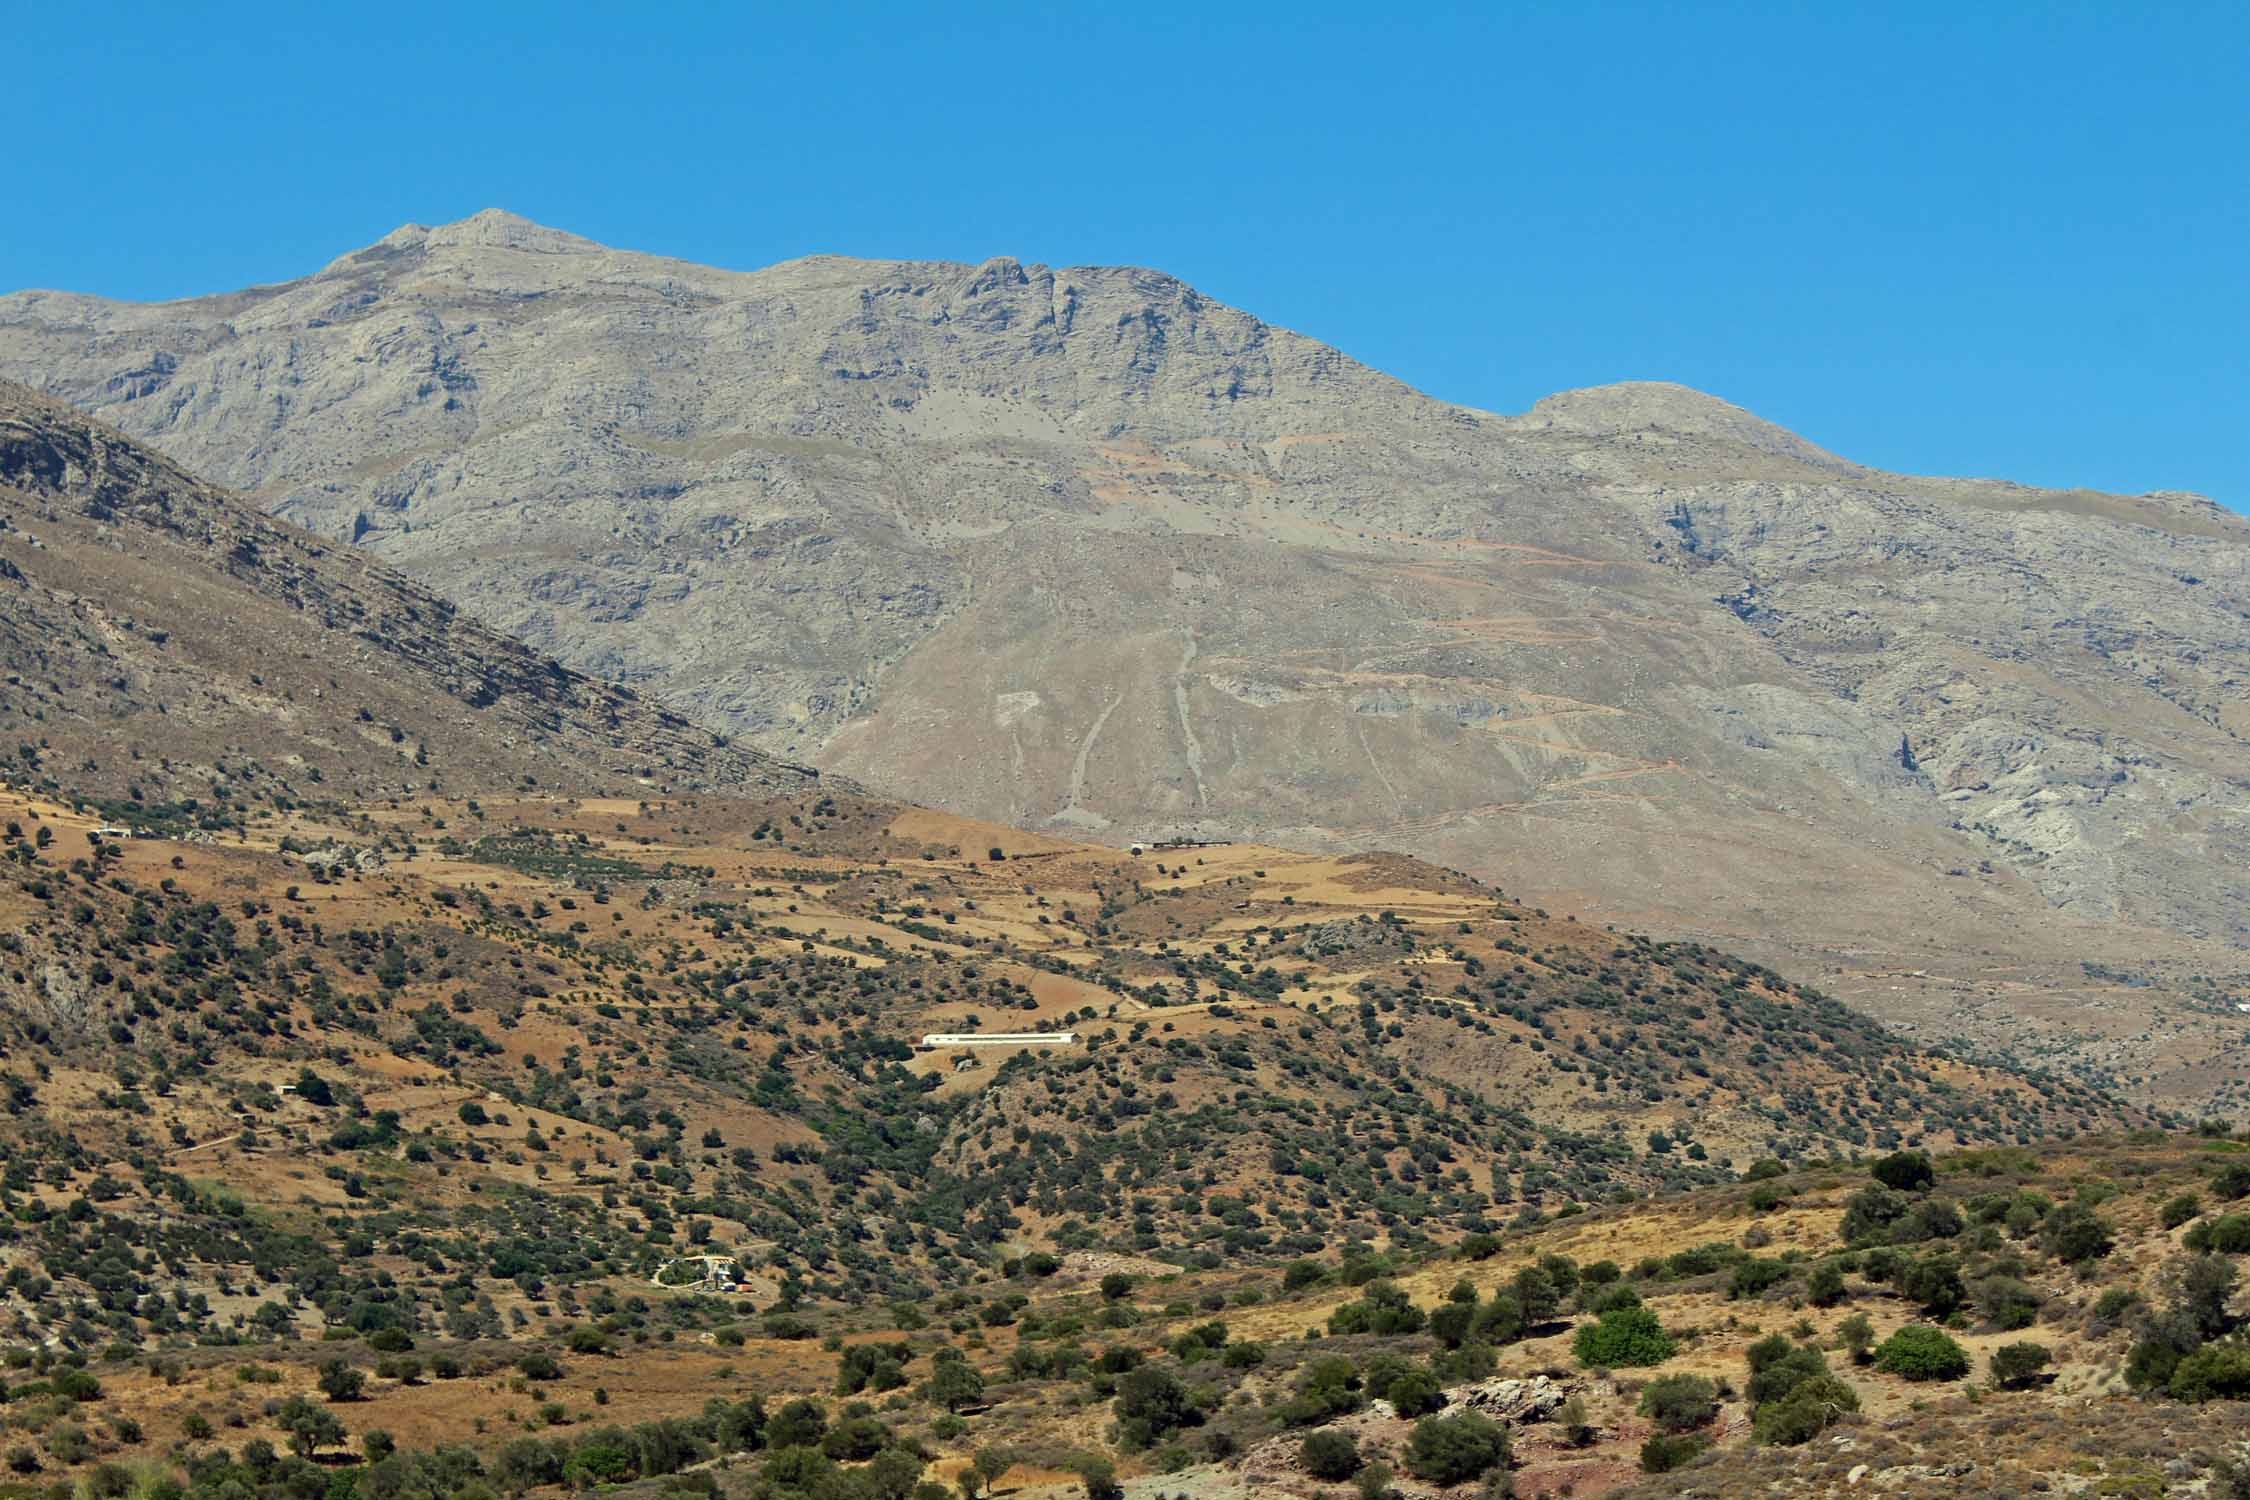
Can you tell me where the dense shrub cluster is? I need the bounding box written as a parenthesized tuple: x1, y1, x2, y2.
(1746, 1335, 1860, 1446)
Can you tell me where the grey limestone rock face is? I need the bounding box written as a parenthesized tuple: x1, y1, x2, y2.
(4, 211, 2247, 1102)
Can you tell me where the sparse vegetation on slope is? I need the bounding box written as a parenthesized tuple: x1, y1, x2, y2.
(0, 377, 2239, 1500)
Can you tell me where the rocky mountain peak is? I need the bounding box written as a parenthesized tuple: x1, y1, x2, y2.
(422, 207, 607, 255)
(322, 210, 611, 281)
(959, 254, 1032, 295)
(1519, 380, 1859, 471)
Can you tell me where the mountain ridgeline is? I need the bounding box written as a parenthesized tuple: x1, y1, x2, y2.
(0, 381, 826, 812)
(2, 213, 2246, 1107)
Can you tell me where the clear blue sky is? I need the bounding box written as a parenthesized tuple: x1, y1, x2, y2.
(5, 1, 2244, 507)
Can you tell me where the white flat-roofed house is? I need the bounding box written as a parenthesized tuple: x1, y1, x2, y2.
(915, 1032, 1079, 1050)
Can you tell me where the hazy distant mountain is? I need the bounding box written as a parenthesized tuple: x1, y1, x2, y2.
(4, 211, 2246, 1104)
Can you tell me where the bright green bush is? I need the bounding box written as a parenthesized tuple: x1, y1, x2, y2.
(2184, 1214, 2250, 1253)
(1875, 1325, 1969, 1381)
(2169, 1343, 2250, 1403)
(1572, 1305, 1675, 1369)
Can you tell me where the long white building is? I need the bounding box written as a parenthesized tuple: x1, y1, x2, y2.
(916, 1031, 1079, 1050)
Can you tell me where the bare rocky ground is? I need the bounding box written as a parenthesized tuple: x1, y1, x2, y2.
(0, 380, 824, 804)
(3, 213, 2247, 1107)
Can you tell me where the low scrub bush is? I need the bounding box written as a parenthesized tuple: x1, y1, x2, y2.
(1572, 1305, 1675, 1368)
(1875, 1325, 1969, 1381)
